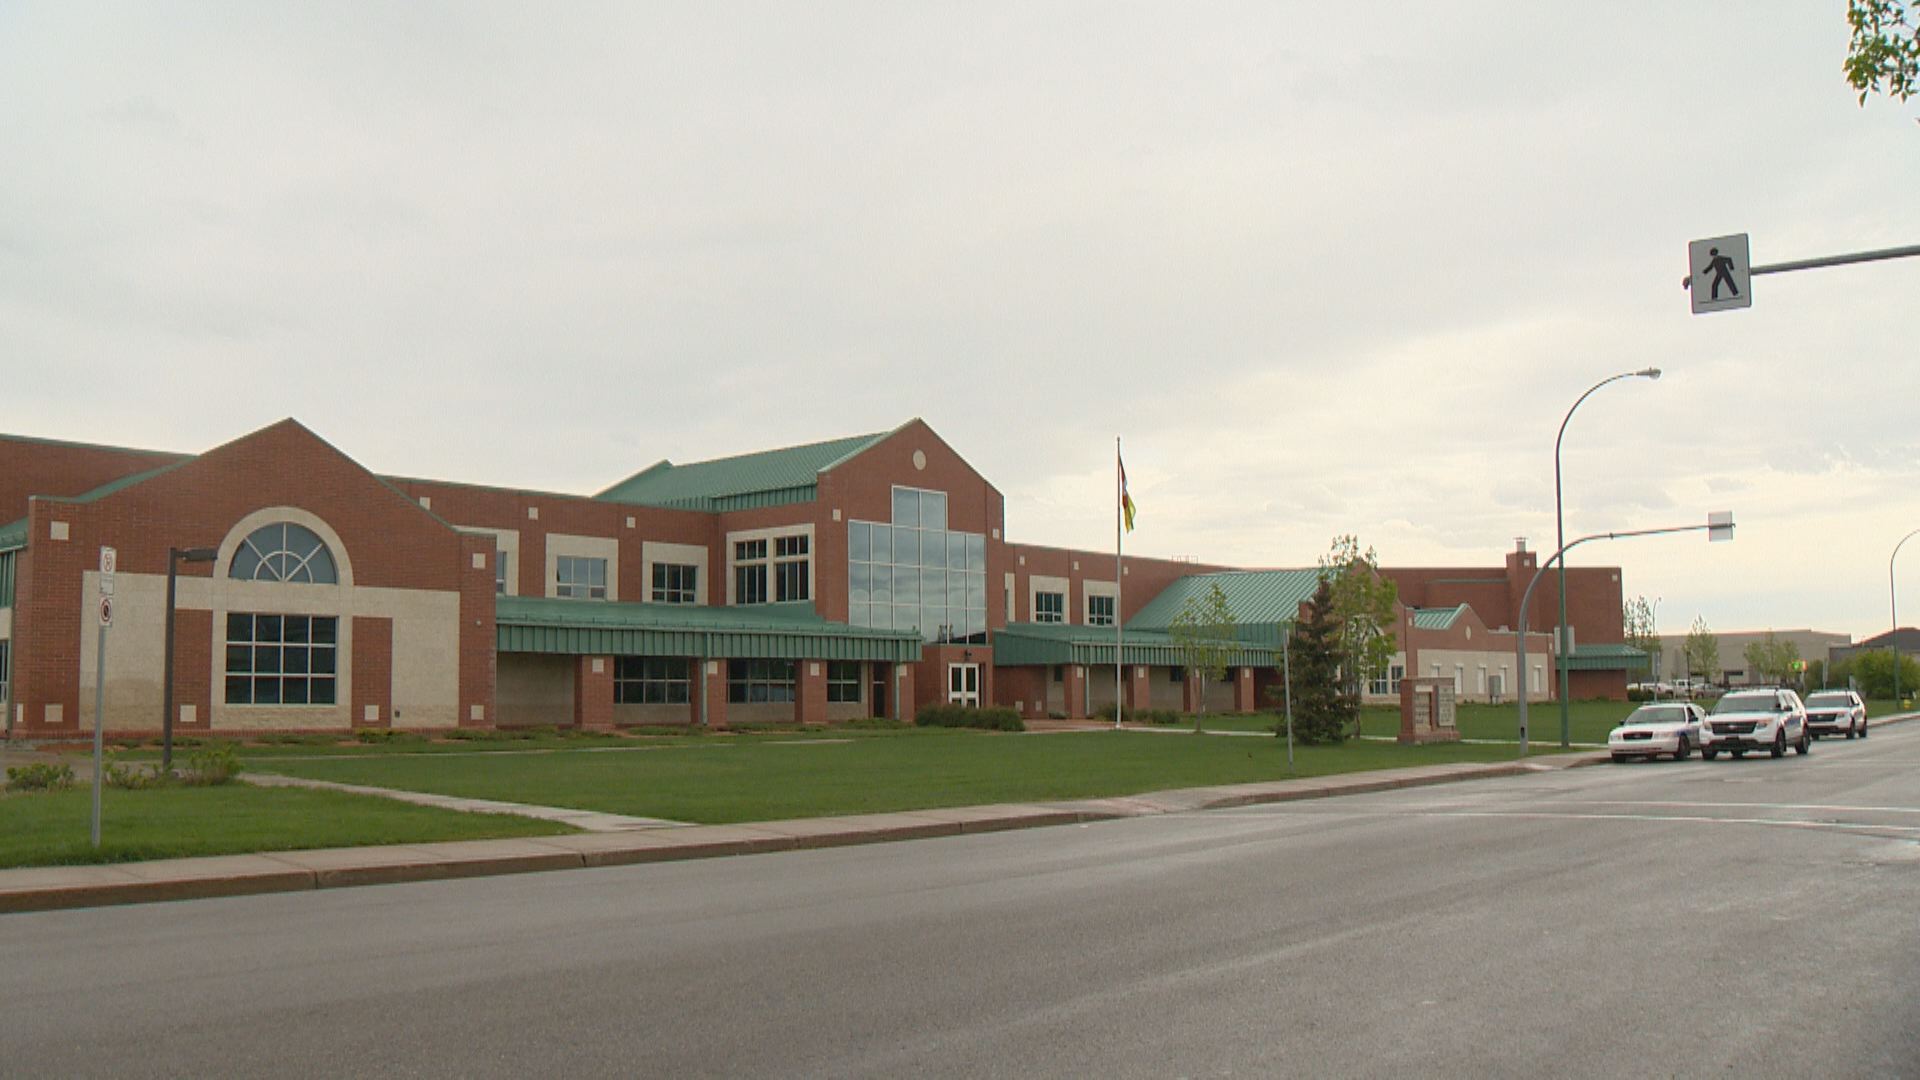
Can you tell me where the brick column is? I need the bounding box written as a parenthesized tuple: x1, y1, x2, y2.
(574, 655, 614, 731)
(1063, 664, 1087, 719)
(698, 659, 728, 730)
(458, 533, 498, 728)
(1234, 666, 1256, 712)
(172, 608, 213, 733)
(1126, 664, 1152, 714)
(798, 660, 828, 725)
(896, 664, 917, 724)
(352, 616, 393, 729)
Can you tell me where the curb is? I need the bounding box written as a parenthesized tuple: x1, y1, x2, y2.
(0, 755, 1604, 915)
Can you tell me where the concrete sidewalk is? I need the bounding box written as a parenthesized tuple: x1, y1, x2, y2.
(0, 755, 1597, 915)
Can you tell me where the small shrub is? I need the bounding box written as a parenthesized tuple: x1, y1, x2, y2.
(6, 762, 76, 793)
(180, 742, 241, 786)
(104, 755, 169, 790)
(915, 705, 1025, 732)
(841, 717, 909, 731)
(1093, 704, 1182, 725)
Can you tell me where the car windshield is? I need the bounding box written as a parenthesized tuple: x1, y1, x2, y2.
(1806, 693, 1851, 707)
(1624, 706, 1688, 725)
(1713, 693, 1777, 715)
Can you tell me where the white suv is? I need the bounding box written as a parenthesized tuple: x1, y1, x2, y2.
(1804, 689, 1868, 740)
(1700, 688, 1810, 760)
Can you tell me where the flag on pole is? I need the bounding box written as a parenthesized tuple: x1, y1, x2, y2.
(1119, 454, 1137, 533)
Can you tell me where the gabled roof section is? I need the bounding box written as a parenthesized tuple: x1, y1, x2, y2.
(594, 428, 893, 512)
(43, 459, 197, 506)
(1566, 643, 1653, 671)
(1412, 604, 1470, 631)
(1127, 569, 1322, 635)
(0, 516, 25, 552)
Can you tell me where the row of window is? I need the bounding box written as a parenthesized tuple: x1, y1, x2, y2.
(1033, 592, 1114, 626)
(1364, 664, 1546, 696)
(491, 553, 705, 605)
(735, 535, 809, 605)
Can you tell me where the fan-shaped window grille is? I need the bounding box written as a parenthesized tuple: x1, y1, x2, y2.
(229, 523, 339, 584)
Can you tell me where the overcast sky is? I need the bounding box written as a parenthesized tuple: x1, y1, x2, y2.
(4, 3, 1918, 639)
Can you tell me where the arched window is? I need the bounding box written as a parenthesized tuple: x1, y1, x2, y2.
(229, 522, 338, 584)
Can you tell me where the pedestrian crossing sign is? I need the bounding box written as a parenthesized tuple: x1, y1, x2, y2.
(1689, 234, 1752, 314)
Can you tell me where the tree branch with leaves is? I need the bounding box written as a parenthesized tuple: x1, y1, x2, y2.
(1318, 536, 1400, 737)
(1847, 0, 1919, 103)
(1167, 582, 1237, 731)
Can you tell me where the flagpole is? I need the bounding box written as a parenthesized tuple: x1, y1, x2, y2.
(1115, 437, 1124, 729)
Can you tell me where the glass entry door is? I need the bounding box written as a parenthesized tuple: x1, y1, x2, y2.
(947, 663, 980, 707)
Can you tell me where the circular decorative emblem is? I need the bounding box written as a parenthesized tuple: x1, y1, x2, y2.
(912, 450, 927, 471)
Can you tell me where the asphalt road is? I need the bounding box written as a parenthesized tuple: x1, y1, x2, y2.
(6, 726, 1919, 1078)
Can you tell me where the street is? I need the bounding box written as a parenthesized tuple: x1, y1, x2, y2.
(5, 726, 1919, 1078)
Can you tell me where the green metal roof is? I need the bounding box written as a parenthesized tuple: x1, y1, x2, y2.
(1127, 569, 1321, 636)
(1564, 643, 1653, 671)
(0, 517, 25, 553)
(42, 460, 192, 505)
(495, 595, 922, 662)
(1412, 605, 1469, 631)
(594, 430, 890, 512)
(991, 622, 1279, 669)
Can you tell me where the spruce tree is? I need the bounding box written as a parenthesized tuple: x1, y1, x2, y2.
(1287, 579, 1350, 745)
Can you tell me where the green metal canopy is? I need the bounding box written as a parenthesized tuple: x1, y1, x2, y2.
(992, 622, 1278, 669)
(1564, 643, 1653, 671)
(1412, 604, 1469, 630)
(495, 595, 922, 662)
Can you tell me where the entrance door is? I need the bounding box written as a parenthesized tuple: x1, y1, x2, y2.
(948, 663, 980, 707)
(871, 667, 888, 719)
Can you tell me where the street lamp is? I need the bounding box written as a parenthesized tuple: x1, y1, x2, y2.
(162, 546, 219, 772)
(1890, 529, 1920, 707)
(1555, 368, 1661, 747)
(1519, 513, 1732, 753)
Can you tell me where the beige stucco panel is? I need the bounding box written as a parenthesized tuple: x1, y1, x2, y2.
(642, 540, 710, 606)
(546, 533, 620, 600)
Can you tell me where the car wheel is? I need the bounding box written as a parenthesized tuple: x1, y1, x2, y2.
(1796, 731, 1811, 756)
(1770, 730, 1786, 759)
(1732, 749, 1745, 759)
(1845, 724, 1856, 740)
(1674, 736, 1691, 761)
(1702, 747, 1719, 760)
(1860, 720, 1868, 739)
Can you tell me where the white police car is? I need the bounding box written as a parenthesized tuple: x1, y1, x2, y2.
(1700, 688, 1810, 760)
(1608, 702, 1707, 762)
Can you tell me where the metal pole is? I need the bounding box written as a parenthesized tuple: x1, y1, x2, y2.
(1682, 243, 1920, 289)
(1555, 369, 1659, 748)
(162, 549, 179, 773)
(1519, 521, 1721, 755)
(1115, 437, 1124, 730)
(91, 618, 107, 849)
(1891, 529, 1920, 707)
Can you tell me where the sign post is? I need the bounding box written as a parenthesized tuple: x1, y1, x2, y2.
(91, 547, 115, 849)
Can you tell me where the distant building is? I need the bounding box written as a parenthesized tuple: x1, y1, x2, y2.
(1828, 628, 1920, 667)
(1654, 628, 1853, 686)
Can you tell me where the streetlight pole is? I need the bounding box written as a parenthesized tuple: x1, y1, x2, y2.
(1890, 529, 1920, 708)
(1555, 368, 1661, 747)
(162, 546, 219, 773)
(1519, 515, 1733, 753)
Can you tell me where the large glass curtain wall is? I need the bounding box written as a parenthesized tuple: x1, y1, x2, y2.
(848, 487, 988, 644)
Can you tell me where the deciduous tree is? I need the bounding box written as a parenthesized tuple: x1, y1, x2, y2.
(1683, 617, 1720, 684)
(1168, 583, 1237, 730)
(1742, 631, 1802, 686)
(1319, 535, 1399, 737)
(1846, 0, 1919, 103)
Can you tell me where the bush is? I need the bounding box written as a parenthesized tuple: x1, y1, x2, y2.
(355, 728, 431, 744)
(915, 705, 1025, 732)
(180, 742, 241, 786)
(1094, 704, 1181, 725)
(255, 732, 340, 746)
(6, 762, 76, 793)
(104, 755, 169, 790)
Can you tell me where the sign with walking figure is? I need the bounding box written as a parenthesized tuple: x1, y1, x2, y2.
(1688, 234, 1752, 313)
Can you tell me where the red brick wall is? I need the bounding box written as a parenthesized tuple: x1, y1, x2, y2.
(574, 655, 613, 730)
(458, 533, 497, 727)
(172, 608, 212, 732)
(0, 435, 182, 527)
(352, 617, 393, 728)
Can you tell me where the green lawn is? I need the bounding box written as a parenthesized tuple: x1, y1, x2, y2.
(248, 727, 1530, 825)
(0, 784, 576, 869)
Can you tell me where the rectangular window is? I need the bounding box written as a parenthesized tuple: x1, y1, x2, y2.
(651, 563, 698, 604)
(735, 539, 767, 562)
(1088, 595, 1115, 626)
(614, 657, 690, 705)
(727, 658, 795, 704)
(736, 564, 767, 605)
(224, 613, 338, 706)
(0, 639, 9, 706)
(849, 501, 986, 645)
(827, 661, 862, 703)
(1035, 592, 1065, 623)
(555, 555, 607, 600)
(776, 560, 808, 602)
(495, 551, 508, 595)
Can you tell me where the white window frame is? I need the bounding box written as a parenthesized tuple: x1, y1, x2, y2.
(642, 541, 707, 606)
(726, 524, 814, 606)
(1030, 574, 1069, 625)
(546, 534, 619, 601)
(1084, 580, 1118, 627)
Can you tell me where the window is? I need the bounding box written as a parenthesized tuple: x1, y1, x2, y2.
(1088, 594, 1115, 626)
(652, 563, 698, 604)
(225, 613, 337, 706)
(1035, 591, 1065, 623)
(728, 659, 795, 704)
(229, 522, 337, 584)
(555, 556, 607, 600)
(848, 498, 985, 644)
(1369, 662, 1406, 697)
(734, 534, 807, 605)
(827, 661, 862, 703)
(495, 551, 509, 595)
(0, 640, 9, 706)
(614, 657, 690, 705)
